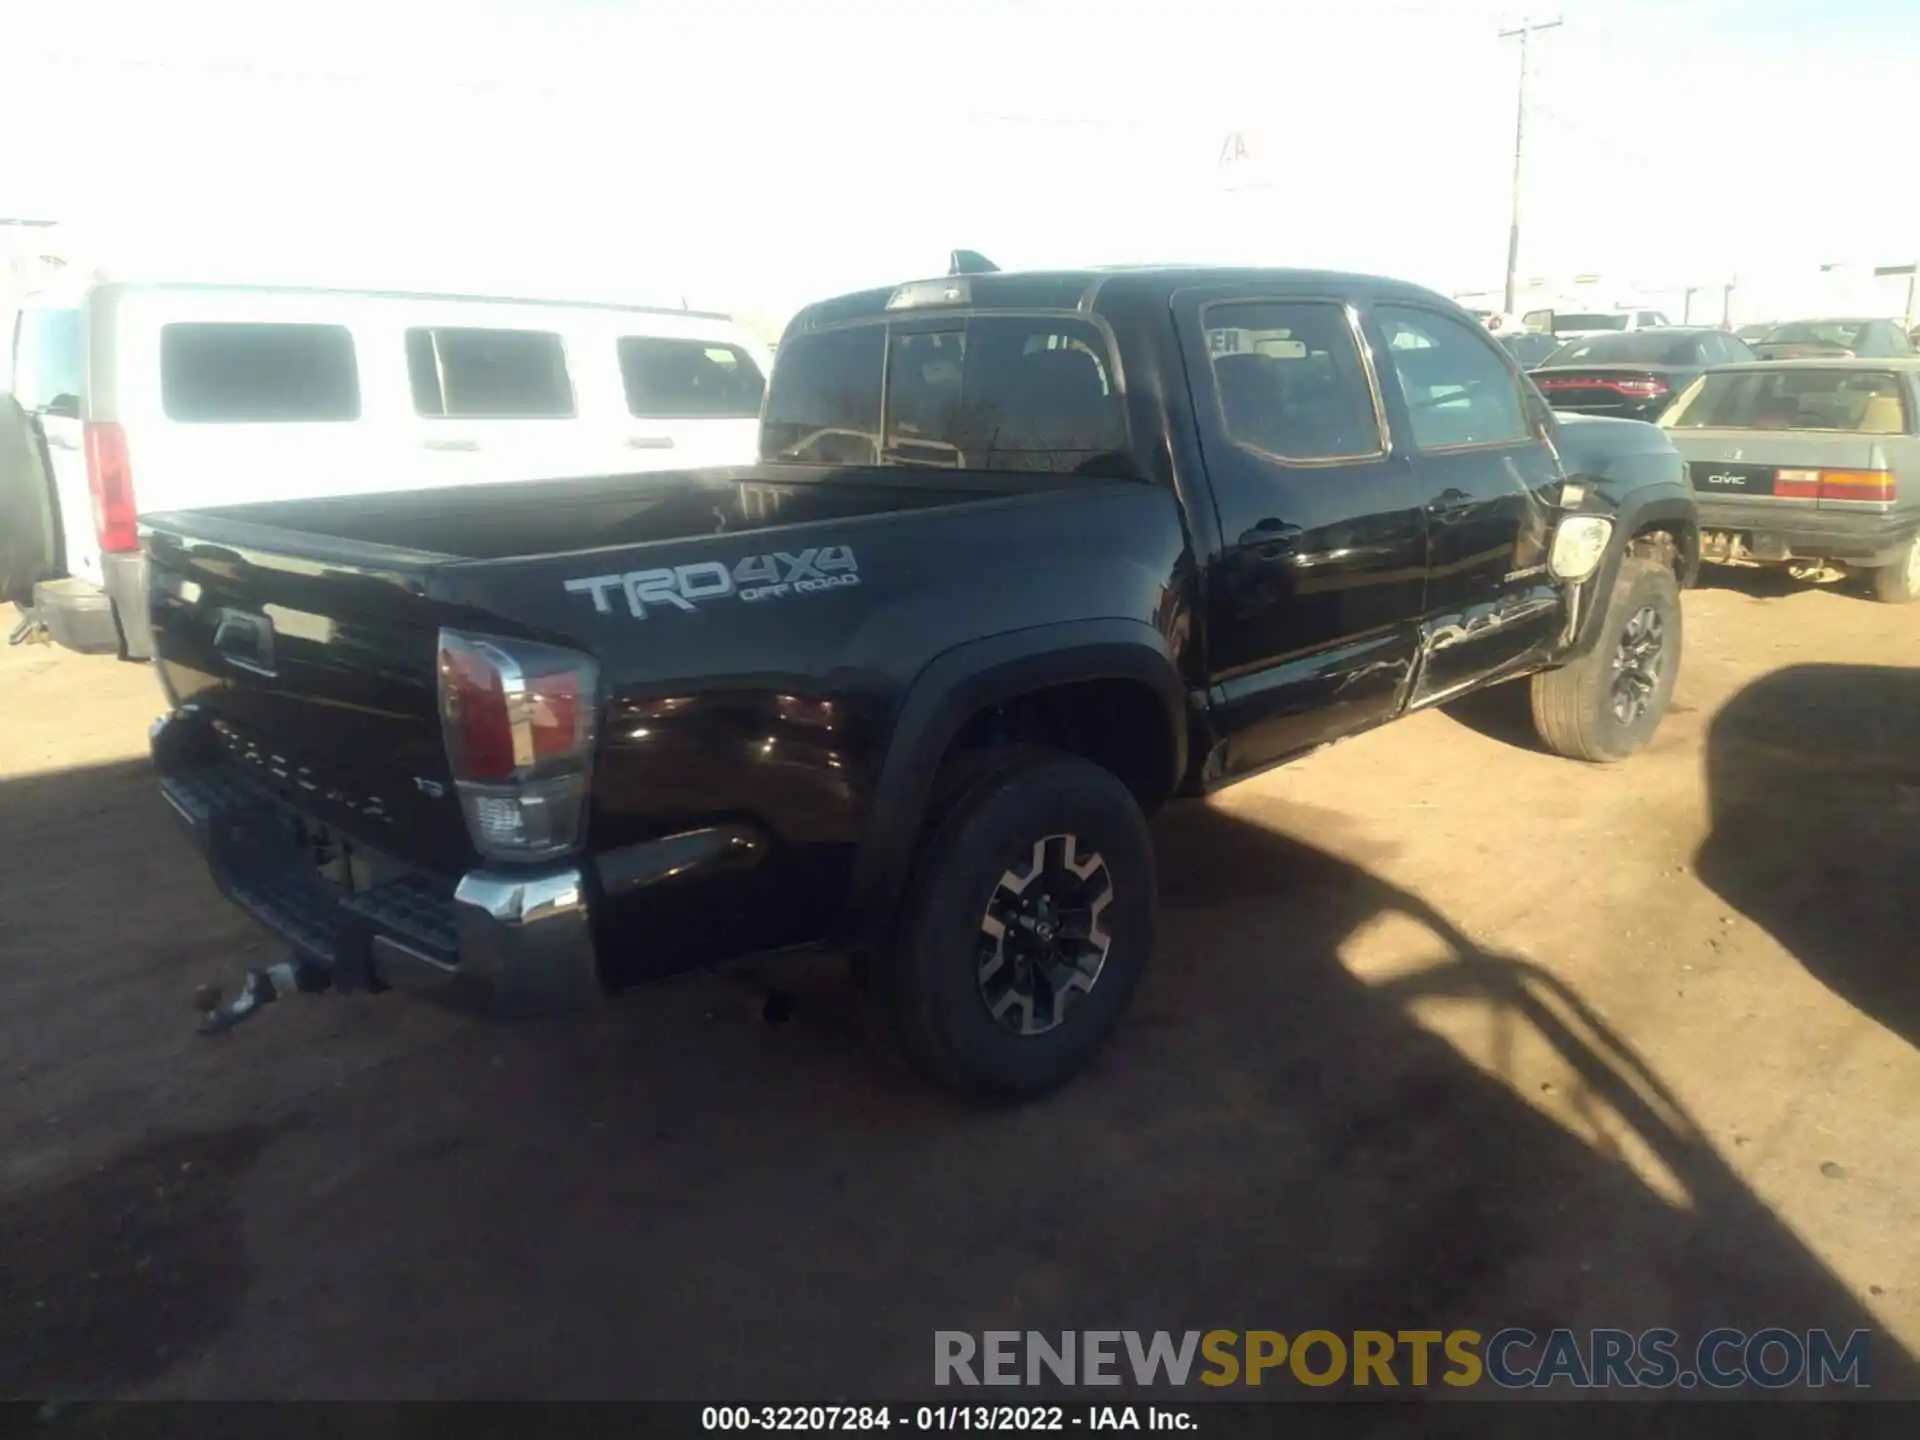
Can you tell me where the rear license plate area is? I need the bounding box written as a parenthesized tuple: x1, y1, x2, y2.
(1689, 462, 1777, 496)
(225, 803, 354, 894)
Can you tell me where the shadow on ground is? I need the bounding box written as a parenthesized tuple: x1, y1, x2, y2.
(0, 755, 1910, 1407)
(1439, 677, 1543, 753)
(1697, 663, 1920, 1049)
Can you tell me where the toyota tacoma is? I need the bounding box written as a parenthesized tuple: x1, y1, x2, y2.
(145, 263, 1699, 1096)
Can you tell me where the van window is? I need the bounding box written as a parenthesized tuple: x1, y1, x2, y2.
(619, 337, 765, 418)
(883, 316, 1130, 475)
(12, 308, 85, 415)
(407, 327, 573, 418)
(160, 323, 360, 423)
(760, 325, 884, 465)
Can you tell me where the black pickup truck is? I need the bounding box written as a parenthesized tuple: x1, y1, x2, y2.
(146, 265, 1699, 1096)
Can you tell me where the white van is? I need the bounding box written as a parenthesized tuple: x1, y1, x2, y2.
(1, 277, 772, 658)
(1522, 306, 1673, 341)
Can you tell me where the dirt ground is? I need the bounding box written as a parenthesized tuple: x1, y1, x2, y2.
(1, 568, 1916, 1406)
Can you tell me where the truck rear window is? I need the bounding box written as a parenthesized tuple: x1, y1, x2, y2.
(619, 337, 765, 419)
(160, 322, 360, 423)
(1662, 369, 1909, 434)
(762, 316, 1132, 477)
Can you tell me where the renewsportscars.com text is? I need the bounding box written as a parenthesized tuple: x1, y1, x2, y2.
(934, 1328, 1872, 1391)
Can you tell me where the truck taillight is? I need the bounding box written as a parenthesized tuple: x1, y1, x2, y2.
(85, 422, 139, 553)
(437, 629, 600, 863)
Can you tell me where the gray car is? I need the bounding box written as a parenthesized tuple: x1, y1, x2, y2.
(1750, 317, 1914, 360)
(1660, 358, 1920, 602)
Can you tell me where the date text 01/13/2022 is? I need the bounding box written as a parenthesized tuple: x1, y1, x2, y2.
(700, 1405, 1193, 1431)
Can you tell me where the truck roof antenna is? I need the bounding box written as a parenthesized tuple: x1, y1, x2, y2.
(948, 249, 999, 276)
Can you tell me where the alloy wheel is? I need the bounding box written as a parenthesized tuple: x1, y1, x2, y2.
(975, 833, 1115, 1037)
(1610, 604, 1667, 725)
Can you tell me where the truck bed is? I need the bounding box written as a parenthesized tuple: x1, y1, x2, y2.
(144, 463, 1186, 922)
(143, 463, 1086, 565)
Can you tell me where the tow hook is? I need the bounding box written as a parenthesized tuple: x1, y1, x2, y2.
(195, 958, 331, 1034)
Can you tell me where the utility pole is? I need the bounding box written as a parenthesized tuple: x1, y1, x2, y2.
(1499, 16, 1561, 317)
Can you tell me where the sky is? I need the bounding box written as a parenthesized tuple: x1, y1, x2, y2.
(3, 0, 1917, 328)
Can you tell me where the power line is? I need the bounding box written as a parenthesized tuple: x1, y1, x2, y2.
(1529, 103, 1668, 177)
(1498, 16, 1562, 316)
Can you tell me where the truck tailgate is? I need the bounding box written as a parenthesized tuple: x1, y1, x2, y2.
(147, 518, 477, 878)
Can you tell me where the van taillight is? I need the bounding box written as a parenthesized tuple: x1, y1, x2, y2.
(437, 630, 600, 862)
(84, 422, 139, 553)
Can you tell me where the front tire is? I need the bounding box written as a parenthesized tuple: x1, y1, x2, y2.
(1870, 533, 1920, 604)
(1531, 554, 1683, 763)
(880, 749, 1157, 1099)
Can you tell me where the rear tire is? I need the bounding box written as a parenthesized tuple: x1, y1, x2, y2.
(879, 748, 1156, 1099)
(1531, 555, 1682, 763)
(1869, 533, 1920, 604)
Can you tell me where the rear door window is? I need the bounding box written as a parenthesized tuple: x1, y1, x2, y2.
(1374, 305, 1528, 449)
(1662, 369, 1909, 433)
(160, 322, 360, 423)
(619, 337, 765, 418)
(1202, 300, 1382, 461)
(406, 327, 573, 418)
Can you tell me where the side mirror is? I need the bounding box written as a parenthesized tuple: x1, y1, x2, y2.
(1524, 385, 1555, 435)
(41, 393, 80, 421)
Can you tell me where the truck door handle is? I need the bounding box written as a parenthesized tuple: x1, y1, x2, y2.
(627, 435, 676, 450)
(1427, 487, 1473, 515)
(1241, 519, 1302, 561)
(423, 437, 481, 452)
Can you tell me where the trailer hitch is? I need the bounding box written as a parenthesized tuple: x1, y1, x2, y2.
(195, 958, 331, 1034)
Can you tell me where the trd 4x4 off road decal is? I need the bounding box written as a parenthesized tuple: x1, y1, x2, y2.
(563, 545, 860, 620)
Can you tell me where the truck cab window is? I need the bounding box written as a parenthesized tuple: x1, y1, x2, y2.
(886, 316, 1131, 477)
(1202, 300, 1381, 461)
(760, 324, 884, 465)
(1373, 306, 1528, 450)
